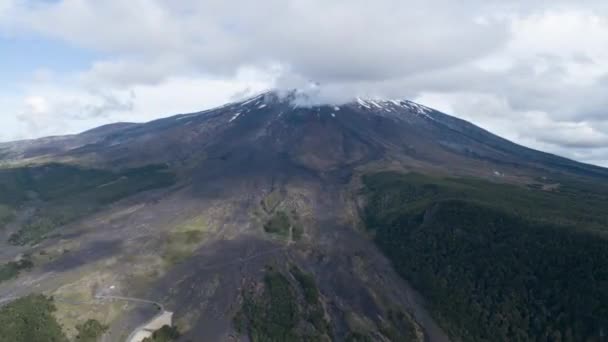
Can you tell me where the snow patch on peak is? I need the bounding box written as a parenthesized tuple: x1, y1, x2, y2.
(222, 90, 440, 124)
(356, 98, 372, 109)
(239, 91, 270, 107)
(229, 112, 242, 122)
(368, 100, 383, 109)
(404, 101, 432, 115)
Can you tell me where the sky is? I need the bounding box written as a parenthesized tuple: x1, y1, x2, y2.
(1, 1, 608, 166)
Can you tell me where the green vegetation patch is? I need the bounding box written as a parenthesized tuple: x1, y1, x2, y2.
(0, 258, 33, 283)
(261, 190, 282, 213)
(363, 171, 608, 230)
(75, 319, 108, 342)
(345, 332, 373, 342)
(235, 269, 299, 341)
(141, 325, 180, 342)
(379, 310, 418, 342)
(163, 230, 206, 265)
(0, 204, 14, 229)
(161, 215, 214, 266)
(292, 222, 304, 241)
(9, 217, 60, 246)
(290, 266, 319, 305)
(0, 294, 68, 342)
(234, 267, 331, 341)
(4, 163, 176, 246)
(263, 211, 304, 241)
(363, 172, 608, 341)
(264, 211, 291, 237)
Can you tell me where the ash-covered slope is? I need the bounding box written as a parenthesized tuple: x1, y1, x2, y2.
(3, 91, 606, 180)
(0, 91, 607, 342)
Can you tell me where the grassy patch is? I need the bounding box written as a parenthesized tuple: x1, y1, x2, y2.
(162, 215, 212, 265)
(51, 270, 126, 339)
(0, 294, 68, 342)
(163, 230, 206, 265)
(0, 258, 33, 283)
(363, 171, 608, 341)
(75, 319, 108, 342)
(172, 215, 209, 233)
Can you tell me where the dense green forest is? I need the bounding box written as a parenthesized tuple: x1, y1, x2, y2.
(0, 163, 175, 245)
(234, 266, 331, 341)
(0, 295, 67, 342)
(363, 172, 608, 342)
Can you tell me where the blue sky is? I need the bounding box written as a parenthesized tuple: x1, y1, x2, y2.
(0, 35, 100, 91)
(2, 35, 96, 74)
(1, 0, 608, 166)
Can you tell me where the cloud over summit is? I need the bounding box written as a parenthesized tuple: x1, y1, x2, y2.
(1, 0, 608, 165)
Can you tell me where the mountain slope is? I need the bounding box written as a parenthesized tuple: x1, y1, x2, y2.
(363, 172, 608, 341)
(0, 91, 606, 341)
(3, 91, 607, 179)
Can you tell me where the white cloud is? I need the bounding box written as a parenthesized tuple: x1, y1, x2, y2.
(1, 0, 608, 165)
(2, 71, 271, 140)
(3, 0, 510, 83)
(24, 96, 49, 114)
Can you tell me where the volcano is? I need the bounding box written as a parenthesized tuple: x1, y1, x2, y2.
(4, 91, 606, 179)
(0, 91, 606, 342)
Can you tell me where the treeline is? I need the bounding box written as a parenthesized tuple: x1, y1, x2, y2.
(0, 295, 67, 342)
(363, 172, 608, 341)
(0, 163, 176, 245)
(234, 266, 331, 341)
(0, 258, 33, 283)
(0, 295, 108, 342)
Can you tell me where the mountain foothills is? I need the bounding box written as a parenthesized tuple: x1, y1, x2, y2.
(0, 91, 607, 342)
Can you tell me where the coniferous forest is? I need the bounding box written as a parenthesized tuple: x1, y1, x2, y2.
(363, 172, 608, 342)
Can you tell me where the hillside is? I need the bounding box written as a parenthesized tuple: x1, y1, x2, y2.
(0, 91, 606, 341)
(363, 172, 608, 341)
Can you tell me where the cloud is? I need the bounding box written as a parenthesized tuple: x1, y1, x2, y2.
(3, 0, 510, 85)
(14, 90, 134, 138)
(416, 91, 608, 166)
(1, 0, 608, 165)
(4, 74, 271, 140)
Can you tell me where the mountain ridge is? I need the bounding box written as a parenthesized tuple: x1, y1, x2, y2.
(2, 90, 606, 180)
(0, 90, 607, 341)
